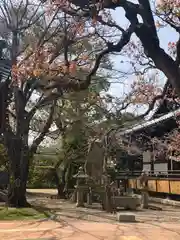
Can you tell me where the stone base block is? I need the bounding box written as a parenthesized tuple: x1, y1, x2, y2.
(112, 196, 141, 210)
(116, 213, 136, 222)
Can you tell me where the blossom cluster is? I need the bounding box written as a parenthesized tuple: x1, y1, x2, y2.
(130, 74, 162, 104)
(168, 41, 177, 58)
(156, 0, 180, 17)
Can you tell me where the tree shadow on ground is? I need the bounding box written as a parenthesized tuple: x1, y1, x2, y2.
(31, 204, 55, 219)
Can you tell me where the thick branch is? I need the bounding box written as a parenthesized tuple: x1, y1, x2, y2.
(138, 0, 159, 41)
(115, 2, 180, 95)
(44, 23, 135, 91)
(27, 92, 62, 121)
(137, 94, 163, 119)
(74, 0, 180, 96)
(176, 37, 180, 66)
(30, 100, 57, 154)
(135, 24, 180, 94)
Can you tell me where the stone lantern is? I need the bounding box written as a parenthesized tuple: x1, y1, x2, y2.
(74, 166, 89, 207)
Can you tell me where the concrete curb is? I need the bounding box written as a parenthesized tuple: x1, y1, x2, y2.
(149, 197, 180, 207)
(133, 194, 180, 207)
(117, 213, 136, 222)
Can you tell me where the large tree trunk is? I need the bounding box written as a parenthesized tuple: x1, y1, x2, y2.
(8, 180, 30, 208)
(8, 156, 30, 207)
(6, 137, 30, 207)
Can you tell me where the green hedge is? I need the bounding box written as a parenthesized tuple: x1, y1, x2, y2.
(27, 166, 56, 189)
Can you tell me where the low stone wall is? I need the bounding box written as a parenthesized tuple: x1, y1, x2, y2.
(133, 193, 180, 207)
(150, 197, 180, 207)
(112, 196, 141, 210)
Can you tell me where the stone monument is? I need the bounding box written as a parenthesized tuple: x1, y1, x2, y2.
(85, 140, 104, 183)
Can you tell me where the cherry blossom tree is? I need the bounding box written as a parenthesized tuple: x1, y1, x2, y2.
(0, 0, 113, 207)
(42, 0, 180, 95)
(0, 0, 179, 206)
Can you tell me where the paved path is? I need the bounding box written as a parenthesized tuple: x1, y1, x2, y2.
(0, 218, 180, 240)
(1, 190, 178, 239)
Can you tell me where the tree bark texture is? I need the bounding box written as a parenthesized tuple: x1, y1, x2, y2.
(6, 137, 30, 207)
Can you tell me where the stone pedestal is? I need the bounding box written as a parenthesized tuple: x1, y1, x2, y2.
(141, 189, 149, 209)
(87, 188, 92, 205)
(71, 189, 77, 202)
(101, 174, 113, 212)
(112, 196, 140, 210)
(117, 213, 136, 222)
(139, 171, 149, 209)
(76, 187, 84, 207)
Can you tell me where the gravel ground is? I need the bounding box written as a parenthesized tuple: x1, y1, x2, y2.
(27, 193, 180, 224)
(0, 190, 180, 240)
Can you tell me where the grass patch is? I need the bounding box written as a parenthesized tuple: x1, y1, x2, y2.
(0, 206, 51, 220)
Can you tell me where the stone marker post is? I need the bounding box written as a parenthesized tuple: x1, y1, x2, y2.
(139, 171, 149, 209)
(87, 187, 92, 205)
(141, 188, 149, 209)
(103, 173, 113, 212)
(70, 189, 77, 203)
(75, 166, 88, 207)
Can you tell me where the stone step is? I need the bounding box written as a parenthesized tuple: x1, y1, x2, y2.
(117, 213, 136, 222)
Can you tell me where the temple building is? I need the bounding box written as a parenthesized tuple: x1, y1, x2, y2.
(112, 82, 180, 176)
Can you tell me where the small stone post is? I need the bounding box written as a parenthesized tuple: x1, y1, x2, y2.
(141, 188, 149, 209)
(103, 173, 113, 212)
(87, 187, 92, 205)
(70, 189, 77, 203)
(140, 171, 149, 209)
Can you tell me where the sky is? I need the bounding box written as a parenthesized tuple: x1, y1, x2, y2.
(107, 5, 178, 115)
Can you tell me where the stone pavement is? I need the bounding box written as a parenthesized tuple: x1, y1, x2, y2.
(0, 218, 180, 240)
(2, 190, 179, 240)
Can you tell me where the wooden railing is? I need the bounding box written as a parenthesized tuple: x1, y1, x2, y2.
(116, 170, 180, 179)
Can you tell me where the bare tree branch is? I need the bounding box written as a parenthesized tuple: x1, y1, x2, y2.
(44, 23, 136, 91)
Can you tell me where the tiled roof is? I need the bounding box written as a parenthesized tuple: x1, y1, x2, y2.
(115, 107, 180, 137)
